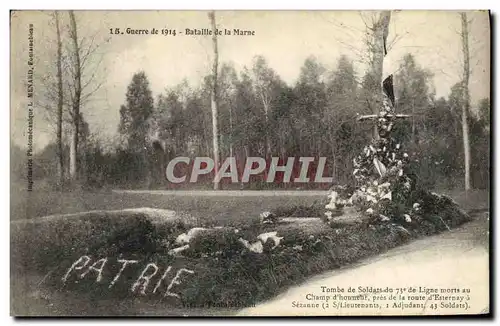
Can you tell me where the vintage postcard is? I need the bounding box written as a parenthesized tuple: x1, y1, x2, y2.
(10, 10, 490, 316)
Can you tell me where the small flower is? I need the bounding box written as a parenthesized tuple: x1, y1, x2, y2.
(379, 214, 390, 221)
(413, 203, 420, 211)
(403, 153, 409, 158)
(404, 214, 411, 223)
(260, 211, 277, 224)
(366, 208, 374, 215)
(396, 144, 400, 149)
(380, 191, 392, 201)
(325, 203, 337, 210)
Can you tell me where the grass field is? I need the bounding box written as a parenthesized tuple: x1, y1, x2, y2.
(12, 189, 327, 226)
(11, 185, 489, 224)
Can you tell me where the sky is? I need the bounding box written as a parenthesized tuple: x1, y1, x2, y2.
(10, 10, 490, 152)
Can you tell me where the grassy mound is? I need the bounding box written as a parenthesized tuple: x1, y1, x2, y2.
(11, 192, 471, 310)
(271, 200, 326, 218)
(11, 208, 197, 272)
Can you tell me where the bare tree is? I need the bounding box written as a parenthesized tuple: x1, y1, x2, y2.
(208, 11, 220, 190)
(68, 10, 82, 181)
(460, 12, 472, 191)
(55, 11, 64, 187)
(63, 11, 108, 182)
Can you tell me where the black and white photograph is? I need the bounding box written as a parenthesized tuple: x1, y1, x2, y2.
(9, 9, 491, 316)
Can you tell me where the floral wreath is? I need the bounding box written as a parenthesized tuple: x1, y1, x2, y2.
(324, 95, 421, 225)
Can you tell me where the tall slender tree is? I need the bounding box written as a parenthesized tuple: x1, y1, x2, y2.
(68, 10, 82, 181)
(55, 11, 64, 186)
(460, 12, 472, 191)
(208, 11, 220, 190)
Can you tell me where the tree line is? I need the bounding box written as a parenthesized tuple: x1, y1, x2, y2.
(27, 52, 485, 190)
(13, 11, 489, 191)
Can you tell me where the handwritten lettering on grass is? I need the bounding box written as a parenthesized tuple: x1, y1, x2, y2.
(62, 256, 194, 298)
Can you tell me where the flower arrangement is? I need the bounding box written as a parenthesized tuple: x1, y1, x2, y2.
(324, 95, 418, 225)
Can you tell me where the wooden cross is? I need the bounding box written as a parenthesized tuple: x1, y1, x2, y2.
(357, 113, 411, 140)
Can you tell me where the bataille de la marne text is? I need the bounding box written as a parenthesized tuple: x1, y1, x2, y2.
(111, 27, 256, 36)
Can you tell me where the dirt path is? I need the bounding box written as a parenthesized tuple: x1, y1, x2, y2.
(238, 213, 490, 316)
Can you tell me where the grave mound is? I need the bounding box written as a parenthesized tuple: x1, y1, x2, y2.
(12, 199, 469, 311)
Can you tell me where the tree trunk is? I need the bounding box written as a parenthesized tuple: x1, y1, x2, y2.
(55, 11, 64, 187)
(370, 11, 391, 140)
(208, 11, 220, 190)
(411, 98, 415, 144)
(461, 12, 472, 191)
(229, 98, 234, 159)
(330, 141, 337, 185)
(261, 94, 271, 158)
(69, 10, 81, 182)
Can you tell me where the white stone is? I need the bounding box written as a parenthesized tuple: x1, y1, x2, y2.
(238, 238, 264, 254)
(257, 231, 284, 249)
(168, 244, 190, 256)
(175, 227, 208, 245)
